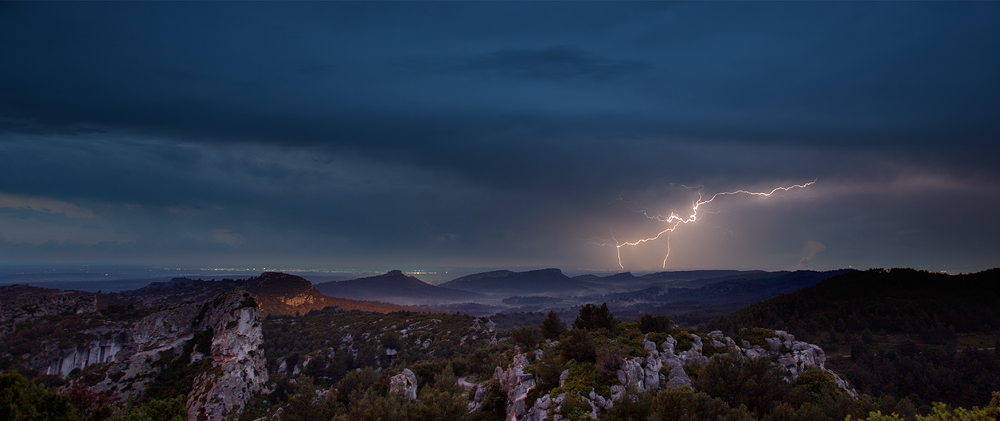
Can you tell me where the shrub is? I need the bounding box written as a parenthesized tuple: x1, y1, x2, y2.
(639, 313, 673, 334)
(0, 370, 81, 421)
(509, 326, 542, 350)
(560, 393, 593, 421)
(559, 329, 597, 362)
(573, 303, 618, 332)
(693, 351, 790, 416)
(595, 346, 625, 385)
(735, 327, 777, 347)
(649, 387, 754, 421)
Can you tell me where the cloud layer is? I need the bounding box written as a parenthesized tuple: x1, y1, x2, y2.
(1, 2, 998, 272)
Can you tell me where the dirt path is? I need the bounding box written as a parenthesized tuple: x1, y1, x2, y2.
(457, 376, 478, 390)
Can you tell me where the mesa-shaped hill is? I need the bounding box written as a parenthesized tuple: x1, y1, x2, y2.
(314, 270, 484, 305)
(439, 268, 595, 296)
(571, 272, 655, 291)
(116, 272, 405, 315)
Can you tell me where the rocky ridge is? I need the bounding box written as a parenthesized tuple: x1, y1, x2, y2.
(472, 330, 855, 421)
(73, 288, 268, 420)
(0, 285, 97, 339)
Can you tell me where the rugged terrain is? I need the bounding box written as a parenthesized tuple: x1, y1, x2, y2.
(3, 268, 1000, 421)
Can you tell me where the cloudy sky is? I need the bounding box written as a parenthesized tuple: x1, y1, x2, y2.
(1, 2, 998, 273)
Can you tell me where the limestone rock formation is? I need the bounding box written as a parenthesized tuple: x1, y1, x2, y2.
(45, 339, 124, 377)
(186, 288, 269, 421)
(73, 288, 270, 421)
(476, 329, 857, 421)
(494, 353, 535, 419)
(390, 368, 419, 401)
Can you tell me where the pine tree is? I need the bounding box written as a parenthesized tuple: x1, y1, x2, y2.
(540, 310, 566, 339)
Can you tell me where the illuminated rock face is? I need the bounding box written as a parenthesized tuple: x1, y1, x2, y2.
(279, 294, 315, 307)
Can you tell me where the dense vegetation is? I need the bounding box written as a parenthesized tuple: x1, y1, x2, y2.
(707, 268, 1000, 411)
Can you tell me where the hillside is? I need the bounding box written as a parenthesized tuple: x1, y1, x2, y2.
(709, 268, 1000, 337)
(115, 272, 405, 315)
(707, 268, 1000, 409)
(549, 269, 854, 324)
(314, 270, 485, 305)
(659, 269, 855, 306)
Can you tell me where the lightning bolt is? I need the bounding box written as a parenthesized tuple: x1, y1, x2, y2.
(606, 180, 816, 269)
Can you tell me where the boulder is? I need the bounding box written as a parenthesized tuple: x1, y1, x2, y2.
(390, 369, 418, 400)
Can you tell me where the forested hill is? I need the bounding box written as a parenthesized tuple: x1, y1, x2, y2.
(709, 268, 1000, 338)
(706, 268, 1000, 410)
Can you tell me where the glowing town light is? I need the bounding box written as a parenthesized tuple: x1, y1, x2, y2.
(602, 181, 816, 269)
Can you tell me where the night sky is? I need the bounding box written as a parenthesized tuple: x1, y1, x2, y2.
(1, 2, 998, 273)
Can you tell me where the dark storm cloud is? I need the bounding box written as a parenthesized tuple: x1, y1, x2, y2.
(1, 2, 999, 270)
(442, 46, 650, 80)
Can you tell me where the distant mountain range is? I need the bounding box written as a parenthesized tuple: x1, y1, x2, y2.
(314, 270, 484, 305)
(2, 267, 864, 318)
(439, 268, 594, 296)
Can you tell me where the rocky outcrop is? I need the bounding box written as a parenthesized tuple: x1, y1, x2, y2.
(474, 329, 856, 421)
(390, 369, 418, 400)
(186, 289, 269, 421)
(45, 340, 124, 377)
(80, 288, 268, 421)
(495, 353, 535, 419)
(733, 330, 856, 398)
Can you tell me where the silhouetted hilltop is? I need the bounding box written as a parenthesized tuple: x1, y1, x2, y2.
(440, 268, 594, 296)
(314, 270, 484, 305)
